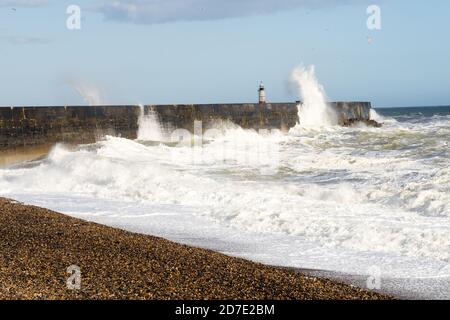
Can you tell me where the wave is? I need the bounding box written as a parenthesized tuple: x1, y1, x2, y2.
(0, 106, 449, 285)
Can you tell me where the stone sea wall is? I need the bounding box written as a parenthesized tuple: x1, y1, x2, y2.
(0, 102, 372, 151)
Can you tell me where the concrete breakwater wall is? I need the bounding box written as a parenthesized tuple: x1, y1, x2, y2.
(0, 102, 371, 151)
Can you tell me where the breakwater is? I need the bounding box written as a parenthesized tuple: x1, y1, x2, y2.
(0, 102, 372, 151)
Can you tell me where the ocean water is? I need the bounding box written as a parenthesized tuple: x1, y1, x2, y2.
(0, 105, 449, 299)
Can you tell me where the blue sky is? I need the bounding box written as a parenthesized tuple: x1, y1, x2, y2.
(0, 0, 449, 107)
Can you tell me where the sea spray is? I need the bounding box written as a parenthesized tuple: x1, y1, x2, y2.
(67, 80, 103, 106)
(369, 108, 400, 125)
(137, 105, 165, 141)
(369, 109, 386, 123)
(290, 65, 338, 127)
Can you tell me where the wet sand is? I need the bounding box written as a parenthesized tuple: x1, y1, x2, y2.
(0, 197, 391, 300)
(0, 144, 53, 167)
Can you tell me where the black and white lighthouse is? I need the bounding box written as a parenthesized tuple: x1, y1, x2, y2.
(258, 82, 266, 104)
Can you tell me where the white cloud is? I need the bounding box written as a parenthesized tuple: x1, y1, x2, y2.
(0, 35, 51, 45)
(96, 0, 352, 24)
(0, 0, 48, 7)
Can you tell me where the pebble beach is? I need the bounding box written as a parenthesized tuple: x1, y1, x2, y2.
(0, 197, 390, 300)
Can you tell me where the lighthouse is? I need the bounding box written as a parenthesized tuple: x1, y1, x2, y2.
(258, 82, 266, 104)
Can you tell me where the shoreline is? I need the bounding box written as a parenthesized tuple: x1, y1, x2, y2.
(0, 197, 390, 300)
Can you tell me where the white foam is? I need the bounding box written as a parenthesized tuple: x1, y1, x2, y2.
(0, 110, 449, 298)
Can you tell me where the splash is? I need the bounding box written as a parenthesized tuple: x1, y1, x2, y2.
(370, 108, 399, 125)
(369, 108, 386, 123)
(67, 80, 103, 106)
(137, 105, 165, 141)
(290, 65, 338, 127)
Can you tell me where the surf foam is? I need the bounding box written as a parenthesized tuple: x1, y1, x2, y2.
(0, 107, 449, 298)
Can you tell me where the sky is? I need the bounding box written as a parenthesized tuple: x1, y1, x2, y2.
(0, 0, 449, 107)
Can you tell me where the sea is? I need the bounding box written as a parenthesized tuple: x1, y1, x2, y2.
(0, 103, 449, 299)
